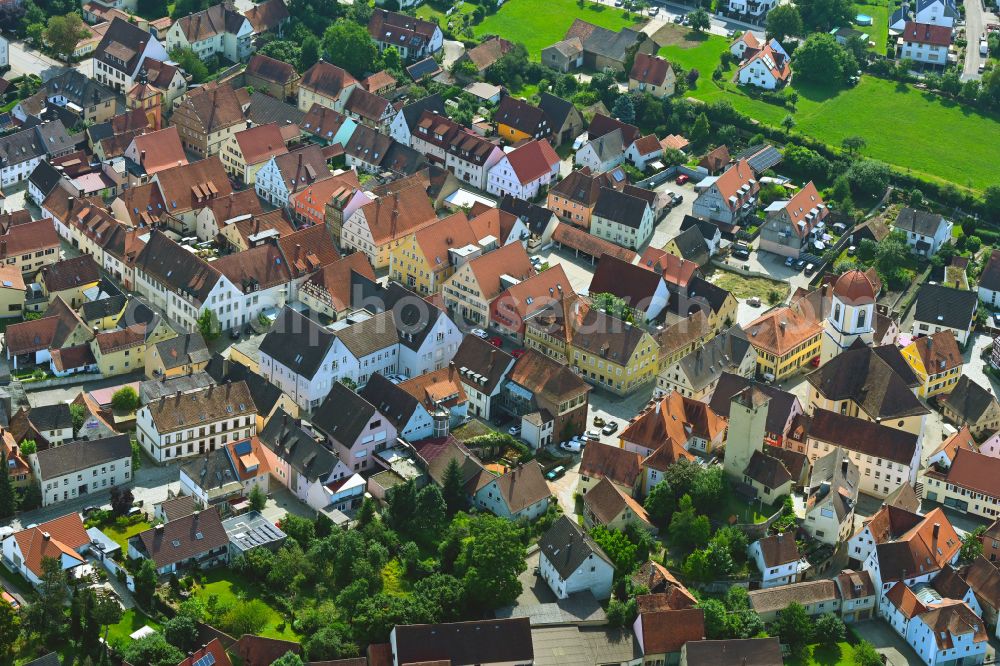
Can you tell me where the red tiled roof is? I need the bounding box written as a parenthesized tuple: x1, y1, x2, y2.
(903, 21, 952, 46)
(630, 52, 672, 86)
(638, 608, 705, 654)
(504, 139, 559, 185)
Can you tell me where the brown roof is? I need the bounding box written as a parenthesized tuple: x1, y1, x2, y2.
(233, 635, 301, 666)
(157, 494, 196, 522)
(583, 477, 654, 528)
(368, 9, 439, 47)
(42, 255, 100, 294)
(636, 591, 697, 613)
(153, 156, 233, 215)
(300, 60, 358, 99)
(464, 36, 516, 71)
(464, 241, 535, 301)
(142, 58, 180, 90)
(754, 532, 801, 567)
(175, 83, 247, 135)
(94, 327, 144, 353)
(392, 618, 533, 666)
(777, 181, 828, 238)
(963, 556, 1000, 609)
(246, 54, 297, 85)
(495, 96, 552, 139)
(301, 103, 352, 142)
(398, 366, 467, 410)
(835, 569, 875, 600)
(12, 513, 90, 577)
(699, 145, 731, 172)
(144, 381, 255, 434)
(885, 581, 927, 618)
(804, 409, 918, 465)
(660, 134, 689, 152)
(929, 447, 1000, 498)
(174, 4, 245, 42)
(233, 123, 288, 165)
(344, 87, 392, 123)
(504, 139, 559, 185)
(874, 507, 961, 582)
(550, 167, 623, 206)
(130, 126, 187, 175)
(468, 207, 520, 245)
(744, 303, 821, 357)
(806, 345, 928, 420)
(110, 107, 151, 135)
(492, 264, 573, 330)
(918, 601, 989, 649)
(683, 639, 782, 666)
(363, 70, 397, 93)
(832, 268, 876, 302)
(271, 144, 333, 195)
(578, 442, 641, 489)
(94, 18, 149, 76)
(4, 298, 84, 356)
(304, 253, 373, 312)
(910, 330, 963, 375)
(244, 0, 290, 33)
(749, 580, 838, 614)
(637, 608, 705, 655)
(551, 223, 638, 263)
(177, 640, 232, 666)
(211, 242, 292, 292)
(482, 462, 551, 513)
(117, 181, 167, 226)
(588, 113, 640, 146)
(622, 391, 724, 452)
(589, 253, 666, 310)
(357, 184, 437, 245)
(134, 507, 229, 569)
(630, 52, 672, 86)
(713, 159, 759, 207)
(0, 218, 60, 259)
(134, 230, 220, 302)
(508, 347, 590, 403)
(902, 20, 952, 46)
(203, 190, 264, 225)
(410, 212, 476, 268)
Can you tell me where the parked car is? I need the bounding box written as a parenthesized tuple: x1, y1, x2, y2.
(508, 425, 521, 436)
(676, 174, 690, 185)
(127, 507, 143, 518)
(670, 194, 684, 207)
(471, 328, 488, 339)
(804, 263, 816, 276)
(601, 422, 619, 436)
(585, 429, 601, 440)
(488, 336, 503, 348)
(784, 256, 795, 267)
(82, 506, 100, 517)
(229, 328, 240, 340)
(747, 296, 761, 307)
(512, 348, 527, 359)
(732, 247, 750, 260)
(794, 259, 806, 271)
(545, 465, 567, 481)
(847, 245, 857, 256)
(560, 439, 582, 453)
(673, 14, 684, 23)
(593, 416, 606, 427)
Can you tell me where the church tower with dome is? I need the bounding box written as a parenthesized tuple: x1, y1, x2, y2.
(820, 269, 877, 364)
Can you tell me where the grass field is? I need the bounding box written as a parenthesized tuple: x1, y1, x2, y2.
(100, 520, 152, 551)
(708, 269, 790, 302)
(474, 0, 645, 59)
(673, 41, 1000, 192)
(416, 0, 479, 27)
(195, 570, 299, 640)
(852, 0, 891, 53)
(657, 27, 730, 73)
(786, 642, 859, 665)
(106, 609, 160, 645)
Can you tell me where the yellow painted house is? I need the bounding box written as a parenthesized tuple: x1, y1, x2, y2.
(389, 212, 477, 296)
(79, 296, 128, 331)
(744, 304, 822, 381)
(900, 330, 963, 398)
(40, 255, 101, 310)
(145, 333, 211, 379)
(524, 297, 659, 396)
(0, 266, 25, 319)
(91, 329, 147, 377)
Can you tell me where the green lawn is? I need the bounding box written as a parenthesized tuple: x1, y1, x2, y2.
(708, 269, 789, 302)
(106, 609, 160, 645)
(658, 29, 730, 74)
(677, 62, 1000, 191)
(786, 642, 858, 665)
(474, 0, 645, 59)
(416, 1, 479, 28)
(852, 1, 891, 54)
(100, 520, 153, 551)
(194, 570, 299, 640)
(381, 559, 412, 597)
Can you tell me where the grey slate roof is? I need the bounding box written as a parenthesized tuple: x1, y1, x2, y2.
(246, 90, 306, 128)
(259, 307, 335, 380)
(913, 283, 978, 332)
(537, 92, 576, 130)
(312, 382, 378, 446)
(399, 94, 446, 133)
(28, 160, 64, 199)
(359, 373, 420, 431)
(592, 187, 649, 229)
(258, 410, 344, 482)
(179, 448, 240, 494)
(34, 434, 131, 479)
(153, 333, 210, 371)
(586, 128, 624, 162)
(34, 121, 73, 156)
(808, 447, 859, 522)
(895, 207, 948, 237)
(80, 295, 127, 323)
(670, 226, 711, 265)
(335, 310, 399, 358)
(139, 372, 215, 403)
(709, 372, 797, 436)
(0, 126, 47, 167)
(499, 194, 556, 237)
(204, 354, 285, 418)
(942, 376, 998, 423)
(916, 0, 958, 18)
(27, 403, 73, 432)
(677, 326, 753, 392)
(538, 515, 613, 580)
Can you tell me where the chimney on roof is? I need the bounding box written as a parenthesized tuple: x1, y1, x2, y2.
(42, 531, 50, 541)
(841, 458, 849, 476)
(933, 522, 940, 543)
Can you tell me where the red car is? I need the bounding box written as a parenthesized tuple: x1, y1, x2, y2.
(512, 348, 527, 359)
(488, 336, 503, 348)
(676, 174, 690, 185)
(810, 356, 821, 367)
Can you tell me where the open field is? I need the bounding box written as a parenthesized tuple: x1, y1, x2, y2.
(474, 0, 645, 59)
(852, 0, 892, 53)
(100, 520, 153, 551)
(667, 33, 1000, 192)
(417, 0, 479, 27)
(708, 269, 790, 302)
(195, 570, 299, 640)
(786, 642, 859, 665)
(106, 609, 160, 645)
(657, 26, 730, 73)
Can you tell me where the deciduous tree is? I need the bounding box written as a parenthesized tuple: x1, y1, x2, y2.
(44, 12, 89, 60)
(766, 4, 803, 41)
(323, 20, 379, 78)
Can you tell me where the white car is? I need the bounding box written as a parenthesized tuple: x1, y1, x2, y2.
(508, 425, 521, 436)
(560, 437, 584, 452)
(471, 328, 489, 339)
(585, 429, 601, 440)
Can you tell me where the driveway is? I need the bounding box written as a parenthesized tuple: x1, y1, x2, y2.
(8, 40, 69, 81)
(442, 40, 465, 70)
(851, 620, 924, 665)
(546, 457, 581, 517)
(962, 0, 990, 80)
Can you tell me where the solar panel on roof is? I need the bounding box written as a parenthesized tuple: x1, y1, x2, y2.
(193, 654, 216, 666)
